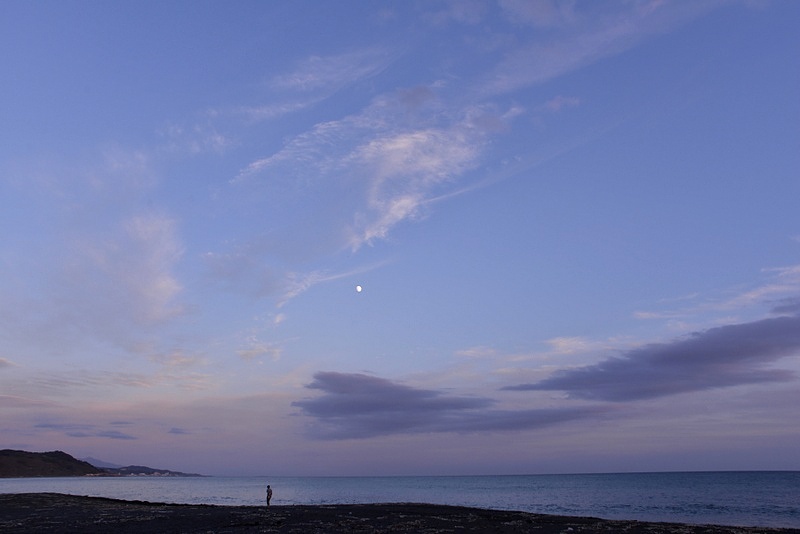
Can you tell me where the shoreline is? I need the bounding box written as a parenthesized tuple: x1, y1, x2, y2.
(1, 493, 798, 533)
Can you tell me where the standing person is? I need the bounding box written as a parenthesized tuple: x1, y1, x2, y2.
(266, 484, 273, 507)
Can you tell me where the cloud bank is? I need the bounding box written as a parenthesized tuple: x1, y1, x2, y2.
(293, 372, 605, 439)
(505, 312, 800, 402)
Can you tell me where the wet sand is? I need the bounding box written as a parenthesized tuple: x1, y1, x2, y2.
(1, 493, 797, 533)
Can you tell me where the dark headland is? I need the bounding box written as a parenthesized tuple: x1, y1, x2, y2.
(0, 449, 101, 478)
(1, 493, 797, 533)
(0, 449, 201, 478)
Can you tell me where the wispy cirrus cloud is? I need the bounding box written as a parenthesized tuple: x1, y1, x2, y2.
(157, 121, 233, 155)
(217, 1, 729, 311)
(347, 124, 483, 249)
(544, 95, 581, 113)
(235, 99, 321, 122)
(482, 1, 722, 96)
(423, 0, 488, 25)
(32, 371, 154, 391)
(635, 263, 800, 322)
(116, 213, 184, 324)
(148, 349, 206, 369)
(203, 231, 387, 306)
(270, 48, 392, 93)
(0, 395, 56, 408)
(219, 87, 498, 306)
(455, 346, 498, 359)
(236, 338, 282, 362)
(10, 366, 215, 399)
(234, 100, 490, 256)
(1, 146, 187, 362)
(34, 422, 137, 440)
(278, 263, 386, 305)
(498, 0, 576, 28)
(52, 211, 184, 348)
(292, 371, 607, 439)
(213, 48, 395, 125)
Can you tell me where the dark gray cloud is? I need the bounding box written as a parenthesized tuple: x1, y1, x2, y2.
(292, 372, 606, 439)
(771, 296, 800, 315)
(505, 314, 800, 402)
(95, 430, 137, 440)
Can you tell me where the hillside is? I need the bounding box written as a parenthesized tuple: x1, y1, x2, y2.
(0, 450, 203, 478)
(0, 449, 102, 478)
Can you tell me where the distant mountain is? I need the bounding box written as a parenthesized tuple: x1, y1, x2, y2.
(0, 449, 102, 477)
(1, 450, 203, 478)
(80, 456, 123, 469)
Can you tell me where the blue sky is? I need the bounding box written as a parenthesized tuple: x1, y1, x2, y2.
(1, 0, 798, 476)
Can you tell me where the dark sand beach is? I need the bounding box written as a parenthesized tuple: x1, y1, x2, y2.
(1, 493, 797, 533)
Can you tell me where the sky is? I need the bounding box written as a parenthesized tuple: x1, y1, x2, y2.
(1, 0, 799, 477)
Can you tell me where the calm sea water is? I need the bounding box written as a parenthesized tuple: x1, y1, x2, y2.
(1, 472, 798, 528)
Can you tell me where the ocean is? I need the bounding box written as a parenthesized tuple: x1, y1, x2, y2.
(1, 471, 798, 528)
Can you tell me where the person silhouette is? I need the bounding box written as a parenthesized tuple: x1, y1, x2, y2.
(266, 484, 273, 507)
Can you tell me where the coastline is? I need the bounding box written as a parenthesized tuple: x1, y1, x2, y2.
(1, 493, 798, 533)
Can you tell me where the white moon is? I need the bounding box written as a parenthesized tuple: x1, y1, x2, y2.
(356, 285, 362, 292)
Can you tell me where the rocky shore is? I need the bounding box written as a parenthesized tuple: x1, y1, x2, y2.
(1, 493, 797, 533)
